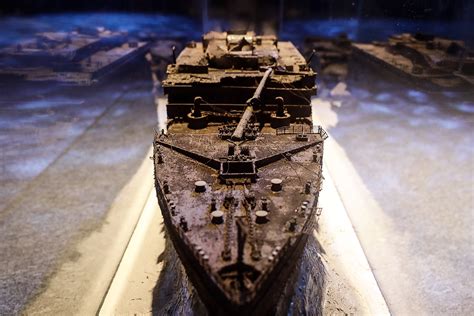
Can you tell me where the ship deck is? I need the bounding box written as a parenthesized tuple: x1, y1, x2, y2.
(154, 122, 324, 307)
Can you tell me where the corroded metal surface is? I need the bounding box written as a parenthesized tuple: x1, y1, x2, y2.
(0, 28, 149, 85)
(353, 33, 474, 89)
(162, 31, 316, 118)
(153, 32, 326, 315)
(153, 124, 326, 315)
(152, 232, 326, 316)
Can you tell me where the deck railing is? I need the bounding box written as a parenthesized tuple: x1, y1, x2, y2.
(276, 124, 328, 140)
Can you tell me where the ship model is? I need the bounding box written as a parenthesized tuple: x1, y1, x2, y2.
(304, 33, 352, 79)
(153, 31, 327, 315)
(0, 27, 149, 85)
(352, 33, 474, 89)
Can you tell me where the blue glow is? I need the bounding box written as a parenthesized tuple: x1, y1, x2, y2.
(407, 89, 429, 103)
(450, 101, 474, 114)
(374, 92, 392, 102)
(1, 14, 471, 49)
(0, 13, 201, 48)
(280, 18, 472, 45)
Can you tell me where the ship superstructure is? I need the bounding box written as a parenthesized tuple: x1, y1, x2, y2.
(162, 31, 316, 118)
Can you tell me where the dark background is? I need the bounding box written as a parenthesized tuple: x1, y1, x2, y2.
(1, 0, 472, 21)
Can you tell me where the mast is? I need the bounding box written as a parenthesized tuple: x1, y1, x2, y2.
(231, 67, 273, 140)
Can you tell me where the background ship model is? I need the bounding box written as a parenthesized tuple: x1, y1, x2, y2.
(353, 33, 474, 89)
(0, 27, 149, 85)
(153, 31, 327, 315)
(304, 33, 352, 79)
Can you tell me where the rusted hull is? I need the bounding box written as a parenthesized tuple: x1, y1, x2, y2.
(156, 181, 316, 315)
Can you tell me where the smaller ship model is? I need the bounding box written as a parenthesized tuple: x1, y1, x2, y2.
(353, 33, 474, 89)
(153, 31, 327, 315)
(304, 33, 352, 79)
(0, 27, 149, 85)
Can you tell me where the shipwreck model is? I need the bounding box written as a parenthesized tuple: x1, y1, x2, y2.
(353, 33, 474, 89)
(304, 33, 352, 78)
(153, 31, 327, 315)
(0, 27, 149, 85)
